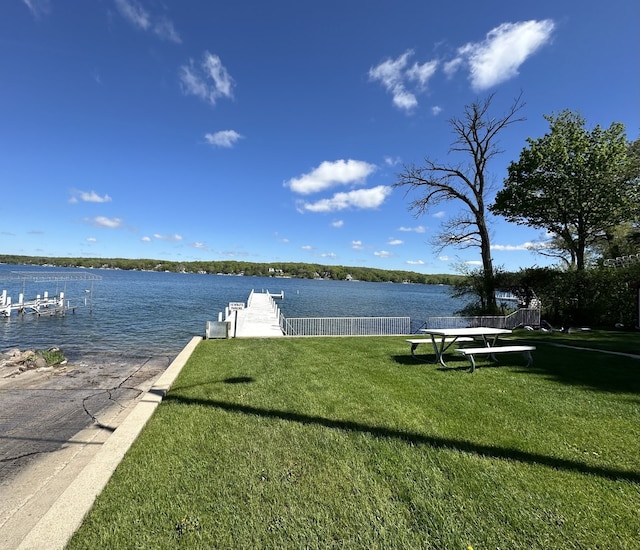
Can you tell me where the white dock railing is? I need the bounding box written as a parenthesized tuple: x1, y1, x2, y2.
(424, 308, 541, 330)
(280, 315, 411, 336)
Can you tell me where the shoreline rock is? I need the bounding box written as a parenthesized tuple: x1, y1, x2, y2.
(1, 347, 67, 378)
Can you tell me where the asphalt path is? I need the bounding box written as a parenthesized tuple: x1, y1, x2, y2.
(0, 352, 172, 549)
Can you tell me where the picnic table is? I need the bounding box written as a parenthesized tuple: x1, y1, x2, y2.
(410, 327, 536, 372)
(417, 327, 512, 368)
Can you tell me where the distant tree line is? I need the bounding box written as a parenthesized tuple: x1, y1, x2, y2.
(1, 254, 637, 328)
(0, 255, 463, 286)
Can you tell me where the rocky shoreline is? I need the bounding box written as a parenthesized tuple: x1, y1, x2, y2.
(0, 347, 68, 379)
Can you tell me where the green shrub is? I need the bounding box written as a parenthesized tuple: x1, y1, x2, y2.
(38, 348, 66, 365)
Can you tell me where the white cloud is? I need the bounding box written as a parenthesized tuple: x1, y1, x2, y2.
(406, 260, 425, 266)
(433, 211, 446, 219)
(153, 17, 181, 43)
(274, 232, 290, 244)
(286, 159, 376, 195)
(153, 233, 183, 241)
(180, 52, 234, 106)
(87, 216, 122, 229)
(451, 20, 555, 91)
(393, 89, 418, 111)
(331, 220, 344, 228)
(388, 238, 403, 246)
(70, 190, 112, 204)
(431, 106, 442, 116)
(191, 242, 210, 251)
(114, 0, 181, 43)
(407, 60, 439, 87)
(384, 156, 401, 167)
(86, 237, 97, 243)
(320, 252, 337, 258)
(204, 130, 243, 148)
(22, 0, 50, 18)
(114, 0, 150, 30)
(443, 57, 463, 78)
(439, 255, 450, 261)
(465, 260, 483, 266)
(369, 50, 438, 112)
(398, 225, 426, 233)
(491, 242, 538, 251)
(351, 240, 364, 250)
(141, 236, 152, 242)
(374, 250, 392, 258)
(300, 185, 392, 213)
(301, 245, 313, 251)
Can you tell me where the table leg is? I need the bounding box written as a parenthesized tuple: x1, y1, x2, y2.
(482, 335, 500, 362)
(410, 342, 419, 358)
(430, 335, 450, 367)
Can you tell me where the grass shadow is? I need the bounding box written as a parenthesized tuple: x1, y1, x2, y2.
(391, 354, 506, 372)
(164, 393, 640, 484)
(520, 343, 640, 395)
(391, 354, 433, 365)
(223, 376, 254, 384)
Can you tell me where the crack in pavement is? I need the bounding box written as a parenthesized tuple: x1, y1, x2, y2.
(0, 352, 174, 549)
(0, 448, 57, 463)
(80, 357, 157, 430)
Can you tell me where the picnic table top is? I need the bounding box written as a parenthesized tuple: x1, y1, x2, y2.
(419, 327, 512, 337)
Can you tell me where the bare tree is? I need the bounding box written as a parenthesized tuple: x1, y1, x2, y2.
(394, 93, 525, 312)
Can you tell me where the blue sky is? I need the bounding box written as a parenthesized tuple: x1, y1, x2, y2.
(2, 0, 638, 274)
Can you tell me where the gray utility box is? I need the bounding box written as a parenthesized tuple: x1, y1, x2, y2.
(205, 321, 230, 339)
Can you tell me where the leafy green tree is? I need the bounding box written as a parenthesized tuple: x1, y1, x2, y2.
(598, 138, 640, 259)
(500, 265, 640, 328)
(491, 111, 635, 270)
(394, 93, 525, 312)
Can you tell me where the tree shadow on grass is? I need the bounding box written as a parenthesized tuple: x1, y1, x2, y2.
(391, 355, 502, 372)
(523, 344, 640, 396)
(223, 376, 254, 384)
(391, 355, 432, 366)
(163, 394, 640, 484)
(394, 345, 640, 395)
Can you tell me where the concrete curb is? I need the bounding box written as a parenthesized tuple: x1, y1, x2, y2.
(17, 336, 203, 550)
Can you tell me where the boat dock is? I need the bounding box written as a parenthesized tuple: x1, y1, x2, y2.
(1, 290, 68, 317)
(218, 289, 412, 338)
(0, 271, 102, 317)
(225, 290, 284, 337)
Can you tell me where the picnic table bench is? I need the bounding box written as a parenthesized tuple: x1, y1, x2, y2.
(456, 345, 536, 372)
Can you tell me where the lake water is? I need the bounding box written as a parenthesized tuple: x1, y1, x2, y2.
(0, 265, 462, 360)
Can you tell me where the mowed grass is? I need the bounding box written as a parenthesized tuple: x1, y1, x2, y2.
(68, 334, 640, 549)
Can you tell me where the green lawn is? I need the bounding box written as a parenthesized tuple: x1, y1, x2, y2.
(68, 334, 640, 549)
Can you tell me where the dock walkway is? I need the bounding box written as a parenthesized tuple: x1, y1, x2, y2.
(232, 291, 284, 337)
